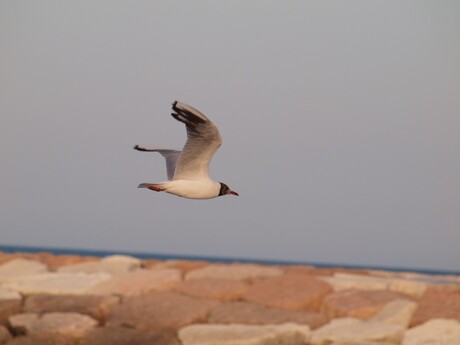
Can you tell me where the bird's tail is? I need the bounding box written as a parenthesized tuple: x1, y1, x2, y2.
(137, 183, 164, 192)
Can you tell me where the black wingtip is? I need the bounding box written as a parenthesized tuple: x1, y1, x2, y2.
(133, 145, 146, 151)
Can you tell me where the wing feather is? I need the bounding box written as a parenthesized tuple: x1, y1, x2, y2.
(133, 145, 181, 180)
(171, 101, 222, 180)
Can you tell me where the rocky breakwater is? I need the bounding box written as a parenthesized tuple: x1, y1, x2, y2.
(0, 251, 459, 345)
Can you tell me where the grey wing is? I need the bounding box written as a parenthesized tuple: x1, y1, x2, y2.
(133, 145, 181, 180)
(170, 101, 222, 180)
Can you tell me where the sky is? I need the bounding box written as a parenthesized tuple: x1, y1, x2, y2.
(1, 1, 459, 272)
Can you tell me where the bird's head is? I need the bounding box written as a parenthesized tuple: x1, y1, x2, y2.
(219, 182, 239, 197)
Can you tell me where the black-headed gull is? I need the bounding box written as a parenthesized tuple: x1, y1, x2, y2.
(134, 101, 239, 199)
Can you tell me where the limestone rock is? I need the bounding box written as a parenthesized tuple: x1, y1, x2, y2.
(185, 263, 283, 281)
(39, 254, 100, 272)
(79, 326, 179, 345)
(4, 333, 75, 345)
(0, 300, 22, 325)
(321, 273, 427, 298)
(402, 319, 460, 345)
(24, 294, 119, 323)
(371, 299, 417, 328)
(107, 291, 219, 330)
(0, 259, 47, 279)
(3, 272, 111, 295)
(152, 260, 209, 273)
(173, 278, 249, 301)
(0, 288, 22, 325)
(244, 273, 333, 311)
(388, 279, 427, 298)
(209, 301, 327, 329)
(320, 274, 390, 291)
(329, 342, 395, 345)
(311, 318, 404, 345)
(8, 312, 98, 338)
(0, 325, 11, 343)
(321, 290, 412, 320)
(0, 288, 21, 301)
(57, 255, 139, 275)
(178, 323, 311, 345)
(88, 268, 181, 296)
(410, 285, 460, 326)
(101, 255, 141, 266)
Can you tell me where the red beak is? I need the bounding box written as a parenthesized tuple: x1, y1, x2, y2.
(229, 190, 239, 196)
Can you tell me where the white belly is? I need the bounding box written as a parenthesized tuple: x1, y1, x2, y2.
(162, 179, 221, 199)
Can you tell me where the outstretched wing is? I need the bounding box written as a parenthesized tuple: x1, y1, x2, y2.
(133, 145, 181, 180)
(170, 101, 222, 180)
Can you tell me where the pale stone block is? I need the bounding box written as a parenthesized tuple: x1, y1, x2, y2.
(179, 323, 311, 345)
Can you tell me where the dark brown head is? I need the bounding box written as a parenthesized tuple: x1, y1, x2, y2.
(219, 182, 239, 197)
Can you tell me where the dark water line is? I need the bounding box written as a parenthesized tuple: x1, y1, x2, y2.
(0, 244, 458, 276)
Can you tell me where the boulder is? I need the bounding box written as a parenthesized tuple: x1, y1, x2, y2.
(311, 318, 404, 345)
(209, 301, 327, 329)
(173, 278, 248, 301)
(2, 273, 111, 295)
(4, 333, 74, 345)
(402, 319, 460, 345)
(185, 263, 283, 281)
(371, 299, 417, 328)
(8, 312, 98, 338)
(178, 323, 311, 345)
(244, 273, 333, 311)
(107, 291, 219, 330)
(79, 326, 179, 345)
(321, 289, 412, 320)
(24, 294, 119, 323)
(57, 255, 140, 275)
(0, 259, 47, 279)
(88, 268, 181, 296)
(410, 285, 460, 326)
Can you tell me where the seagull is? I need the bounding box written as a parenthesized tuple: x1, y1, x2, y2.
(134, 101, 239, 199)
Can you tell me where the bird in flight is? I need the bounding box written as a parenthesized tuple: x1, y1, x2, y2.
(134, 101, 239, 199)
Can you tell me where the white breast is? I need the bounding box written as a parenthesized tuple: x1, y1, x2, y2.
(161, 180, 221, 199)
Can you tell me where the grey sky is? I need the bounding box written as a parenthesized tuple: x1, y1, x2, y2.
(1, 1, 459, 271)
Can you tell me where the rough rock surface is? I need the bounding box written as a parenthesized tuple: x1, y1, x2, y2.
(57, 255, 140, 275)
(88, 268, 181, 296)
(321, 289, 412, 320)
(322, 273, 427, 298)
(107, 291, 219, 330)
(0, 325, 11, 343)
(2, 272, 111, 295)
(4, 333, 75, 345)
(402, 318, 460, 345)
(152, 260, 208, 274)
(371, 299, 418, 327)
(244, 273, 333, 311)
(178, 323, 311, 345)
(24, 294, 119, 323)
(79, 326, 179, 345)
(0, 259, 48, 278)
(0, 251, 459, 344)
(0, 300, 22, 325)
(0, 289, 21, 301)
(8, 312, 98, 338)
(173, 278, 249, 301)
(410, 285, 460, 326)
(209, 301, 328, 329)
(185, 263, 283, 281)
(311, 318, 405, 344)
